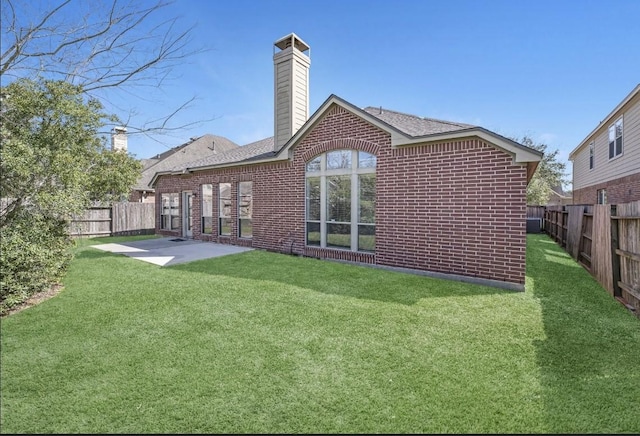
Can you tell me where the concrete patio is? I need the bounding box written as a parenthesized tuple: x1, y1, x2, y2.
(92, 237, 253, 266)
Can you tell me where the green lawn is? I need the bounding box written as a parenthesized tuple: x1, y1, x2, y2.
(1, 234, 639, 433)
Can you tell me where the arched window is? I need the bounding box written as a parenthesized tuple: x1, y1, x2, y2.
(305, 149, 376, 252)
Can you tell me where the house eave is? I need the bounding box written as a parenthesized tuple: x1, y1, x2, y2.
(391, 128, 543, 164)
(150, 94, 542, 187)
(568, 83, 640, 161)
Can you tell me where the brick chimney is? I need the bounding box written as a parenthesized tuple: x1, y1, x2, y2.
(273, 33, 310, 151)
(111, 126, 127, 152)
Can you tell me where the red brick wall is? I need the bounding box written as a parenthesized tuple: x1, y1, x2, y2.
(155, 104, 529, 286)
(572, 172, 640, 204)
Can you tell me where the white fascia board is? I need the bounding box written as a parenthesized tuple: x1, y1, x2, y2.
(392, 129, 542, 163)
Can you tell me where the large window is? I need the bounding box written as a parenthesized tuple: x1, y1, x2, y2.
(219, 183, 232, 236)
(608, 117, 623, 159)
(238, 181, 253, 238)
(305, 150, 376, 252)
(161, 193, 179, 230)
(202, 184, 213, 234)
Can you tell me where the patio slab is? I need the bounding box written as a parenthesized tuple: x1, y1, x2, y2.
(92, 237, 253, 266)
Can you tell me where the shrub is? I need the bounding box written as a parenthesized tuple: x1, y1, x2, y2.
(0, 213, 73, 315)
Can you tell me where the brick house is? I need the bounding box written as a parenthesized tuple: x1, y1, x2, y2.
(569, 83, 640, 205)
(150, 33, 542, 291)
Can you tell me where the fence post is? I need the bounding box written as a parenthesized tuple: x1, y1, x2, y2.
(610, 205, 622, 298)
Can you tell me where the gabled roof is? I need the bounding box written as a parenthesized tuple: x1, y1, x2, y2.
(568, 83, 640, 160)
(277, 95, 541, 164)
(150, 95, 542, 187)
(134, 134, 239, 191)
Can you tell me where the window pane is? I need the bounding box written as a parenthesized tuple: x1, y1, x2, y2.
(306, 156, 321, 172)
(239, 182, 252, 219)
(239, 219, 252, 238)
(358, 151, 376, 168)
(170, 193, 179, 230)
(202, 217, 213, 234)
(609, 141, 614, 159)
(219, 183, 231, 218)
(609, 125, 615, 142)
(327, 223, 350, 249)
(306, 222, 320, 246)
(616, 137, 622, 156)
(615, 120, 623, 138)
(327, 175, 351, 222)
(358, 225, 375, 252)
(359, 174, 375, 223)
(171, 215, 180, 230)
(306, 177, 321, 220)
(162, 194, 170, 215)
(326, 150, 351, 169)
(202, 184, 213, 234)
(219, 217, 232, 236)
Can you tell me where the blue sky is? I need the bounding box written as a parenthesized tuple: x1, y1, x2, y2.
(51, 1, 640, 182)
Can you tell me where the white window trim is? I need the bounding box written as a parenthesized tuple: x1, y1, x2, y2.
(608, 116, 623, 160)
(238, 181, 252, 239)
(305, 150, 375, 252)
(219, 182, 232, 236)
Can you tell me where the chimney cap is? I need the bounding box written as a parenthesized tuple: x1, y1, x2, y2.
(112, 126, 127, 134)
(274, 33, 310, 53)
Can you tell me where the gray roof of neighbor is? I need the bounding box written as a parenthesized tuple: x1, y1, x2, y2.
(134, 134, 239, 191)
(171, 136, 276, 172)
(363, 106, 476, 136)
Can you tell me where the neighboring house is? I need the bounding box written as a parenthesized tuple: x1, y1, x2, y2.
(569, 84, 640, 205)
(547, 185, 573, 206)
(128, 134, 240, 203)
(150, 33, 542, 291)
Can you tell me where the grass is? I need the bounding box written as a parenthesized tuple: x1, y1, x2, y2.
(1, 234, 639, 433)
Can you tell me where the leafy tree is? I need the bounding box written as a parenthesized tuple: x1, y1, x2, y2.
(0, 79, 141, 313)
(0, 0, 203, 312)
(517, 136, 569, 205)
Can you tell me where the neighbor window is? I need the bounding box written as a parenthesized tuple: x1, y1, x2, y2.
(201, 184, 213, 234)
(238, 181, 253, 238)
(219, 183, 232, 236)
(597, 189, 607, 205)
(608, 117, 623, 159)
(305, 150, 376, 252)
(589, 142, 594, 170)
(161, 193, 179, 230)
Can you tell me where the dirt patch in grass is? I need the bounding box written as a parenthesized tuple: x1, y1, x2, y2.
(2, 284, 64, 317)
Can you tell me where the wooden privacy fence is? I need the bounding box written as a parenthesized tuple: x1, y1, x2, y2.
(545, 201, 640, 314)
(69, 203, 155, 237)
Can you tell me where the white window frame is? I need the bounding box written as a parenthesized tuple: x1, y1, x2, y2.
(161, 193, 179, 230)
(597, 188, 607, 205)
(238, 181, 253, 239)
(219, 183, 232, 236)
(201, 184, 213, 234)
(608, 116, 623, 160)
(305, 150, 376, 252)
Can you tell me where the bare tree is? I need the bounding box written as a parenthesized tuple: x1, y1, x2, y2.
(1, 0, 209, 138)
